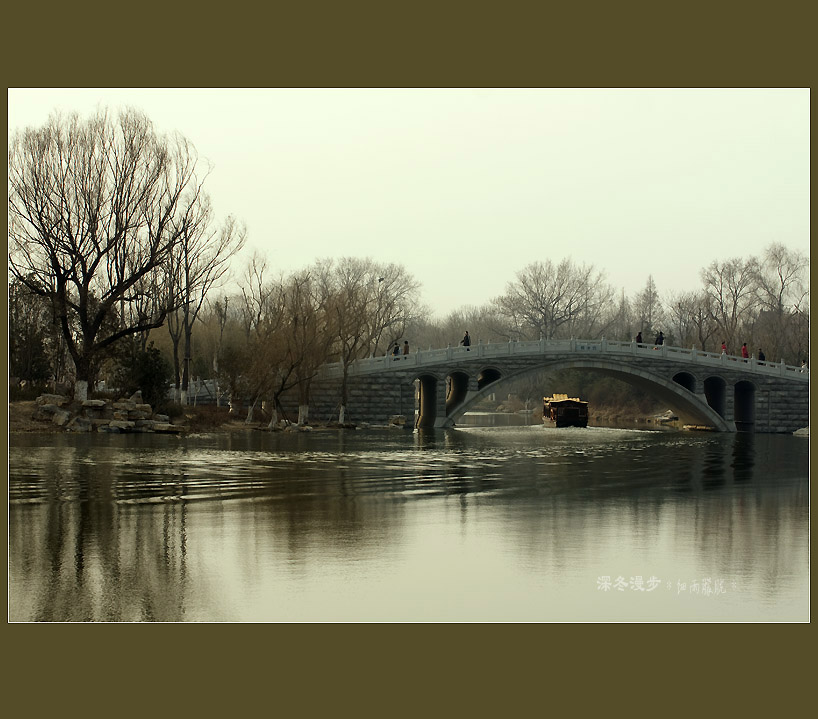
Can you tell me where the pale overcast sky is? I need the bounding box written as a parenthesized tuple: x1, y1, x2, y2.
(8, 88, 810, 318)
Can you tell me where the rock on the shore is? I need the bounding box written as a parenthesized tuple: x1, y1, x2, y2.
(30, 392, 185, 435)
(52, 409, 72, 426)
(66, 416, 93, 432)
(37, 393, 69, 407)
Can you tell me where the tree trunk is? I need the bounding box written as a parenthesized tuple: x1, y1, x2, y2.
(298, 404, 309, 425)
(297, 377, 311, 425)
(74, 379, 89, 402)
(245, 396, 258, 424)
(267, 405, 279, 430)
(182, 319, 192, 406)
(72, 353, 92, 401)
(339, 365, 350, 425)
(171, 333, 181, 401)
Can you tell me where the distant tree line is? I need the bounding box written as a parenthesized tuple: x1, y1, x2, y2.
(8, 107, 809, 419)
(403, 244, 808, 367)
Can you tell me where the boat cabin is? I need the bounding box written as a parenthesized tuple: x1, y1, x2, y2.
(543, 394, 589, 428)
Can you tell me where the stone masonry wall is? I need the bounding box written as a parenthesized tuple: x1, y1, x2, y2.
(278, 371, 417, 426)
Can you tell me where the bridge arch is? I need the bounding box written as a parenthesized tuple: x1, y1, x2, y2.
(443, 358, 733, 431)
(477, 367, 502, 390)
(446, 371, 470, 415)
(673, 371, 696, 393)
(703, 376, 727, 418)
(416, 373, 441, 429)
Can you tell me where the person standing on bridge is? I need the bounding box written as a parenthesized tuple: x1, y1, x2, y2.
(635, 331, 642, 345)
(403, 340, 410, 357)
(758, 349, 766, 363)
(741, 343, 749, 361)
(461, 331, 471, 351)
(721, 341, 728, 354)
(654, 331, 664, 347)
(392, 343, 401, 360)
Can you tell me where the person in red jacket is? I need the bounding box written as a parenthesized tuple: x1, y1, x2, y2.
(741, 343, 749, 361)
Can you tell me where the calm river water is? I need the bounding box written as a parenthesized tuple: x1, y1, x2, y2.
(8, 425, 809, 622)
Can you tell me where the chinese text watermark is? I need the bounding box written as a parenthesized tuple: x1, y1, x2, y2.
(596, 576, 738, 596)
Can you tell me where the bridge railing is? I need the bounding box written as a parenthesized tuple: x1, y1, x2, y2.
(316, 339, 808, 381)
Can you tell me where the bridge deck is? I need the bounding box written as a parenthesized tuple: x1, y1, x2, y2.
(318, 339, 809, 381)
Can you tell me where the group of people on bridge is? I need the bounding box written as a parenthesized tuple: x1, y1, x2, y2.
(389, 340, 411, 360)
(388, 331, 807, 372)
(633, 330, 804, 369)
(634, 331, 663, 347)
(387, 331, 473, 360)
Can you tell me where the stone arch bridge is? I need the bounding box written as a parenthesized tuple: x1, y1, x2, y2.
(293, 339, 809, 433)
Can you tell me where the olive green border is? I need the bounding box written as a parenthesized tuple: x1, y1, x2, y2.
(3, 0, 811, 713)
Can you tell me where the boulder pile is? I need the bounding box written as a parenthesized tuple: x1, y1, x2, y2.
(34, 391, 184, 434)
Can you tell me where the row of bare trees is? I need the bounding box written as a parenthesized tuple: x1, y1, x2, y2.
(184, 256, 422, 425)
(402, 245, 808, 366)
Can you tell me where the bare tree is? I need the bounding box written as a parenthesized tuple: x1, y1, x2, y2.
(406, 303, 505, 349)
(314, 257, 422, 423)
(208, 295, 234, 406)
(8, 108, 201, 400)
(633, 275, 666, 341)
(317, 258, 375, 423)
(284, 270, 333, 425)
(234, 255, 295, 423)
(364, 262, 423, 356)
(754, 243, 809, 362)
(606, 289, 635, 342)
(665, 291, 699, 348)
(756, 243, 809, 314)
(166, 191, 247, 405)
(493, 258, 613, 340)
(700, 256, 760, 351)
(228, 263, 330, 426)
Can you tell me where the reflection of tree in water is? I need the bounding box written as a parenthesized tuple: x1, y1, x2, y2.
(10, 453, 191, 621)
(9, 431, 808, 620)
(39, 499, 188, 622)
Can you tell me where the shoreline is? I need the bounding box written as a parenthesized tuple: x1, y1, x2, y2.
(6, 400, 408, 437)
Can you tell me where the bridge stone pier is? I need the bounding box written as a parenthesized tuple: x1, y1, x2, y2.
(287, 339, 809, 434)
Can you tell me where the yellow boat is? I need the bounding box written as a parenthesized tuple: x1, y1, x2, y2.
(543, 394, 589, 428)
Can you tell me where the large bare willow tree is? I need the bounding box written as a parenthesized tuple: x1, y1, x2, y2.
(8, 108, 207, 400)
